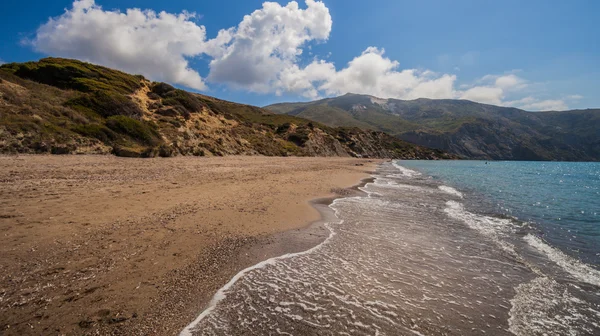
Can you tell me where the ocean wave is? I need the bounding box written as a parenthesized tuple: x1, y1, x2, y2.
(391, 161, 422, 177)
(179, 199, 349, 336)
(444, 200, 519, 257)
(509, 277, 600, 335)
(524, 234, 600, 288)
(438, 185, 463, 198)
(444, 200, 514, 238)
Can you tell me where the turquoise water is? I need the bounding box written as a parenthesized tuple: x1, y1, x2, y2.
(398, 160, 600, 266)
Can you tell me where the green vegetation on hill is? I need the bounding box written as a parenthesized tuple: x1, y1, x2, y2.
(265, 94, 600, 161)
(1, 57, 143, 94)
(0, 58, 454, 160)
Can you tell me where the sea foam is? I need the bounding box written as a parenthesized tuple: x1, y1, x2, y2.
(438, 185, 463, 198)
(509, 277, 599, 336)
(524, 234, 600, 288)
(444, 200, 513, 238)
(179, 199, 348, 336)
(391, 161, 422, 177)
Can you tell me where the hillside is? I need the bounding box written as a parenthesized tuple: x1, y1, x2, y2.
(266, 94, 600, 161)
(0, 58, 454, 160)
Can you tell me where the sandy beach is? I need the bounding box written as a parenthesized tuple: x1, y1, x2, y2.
(0, 155, 380, 335)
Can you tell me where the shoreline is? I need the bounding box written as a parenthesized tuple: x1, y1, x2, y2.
(179, 176, 374, 335)
(0, 155, 380, 335)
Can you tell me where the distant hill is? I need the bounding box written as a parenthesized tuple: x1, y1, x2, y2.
(266, 93, 600, 161)
(0, 58, 454, 160)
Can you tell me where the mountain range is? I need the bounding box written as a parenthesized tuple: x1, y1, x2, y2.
(266, 94, 600, 161)
(0, 58, 453, 160)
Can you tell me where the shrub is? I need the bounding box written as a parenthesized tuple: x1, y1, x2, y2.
(158, 144, 175, 157)
(161, 90, 205, 112)
(72, 124, 117, 143)
(203, 99, 224, 115)
(50, 144, 74, 154)
(150, 82, 176, 96)
(106, 116, 161, 145)
(1, 58, 143, 94)
(287, 133, 309, 146)
(286, 126, 310, 146)
(276, 123, 291, 134)
(147, 92, 161, 100)
(156, 105, 187, 117)
(112, 145, 144, 158)
(66, 91, 143, 118)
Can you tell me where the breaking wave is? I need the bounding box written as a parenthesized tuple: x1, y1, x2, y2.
(524, 234, 600, 287)
(438, 185, 463, 198)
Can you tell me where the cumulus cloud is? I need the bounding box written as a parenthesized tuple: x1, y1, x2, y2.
(27, 0, 574, 110)
(503, 96, 568, 111)
(207, 0, 331, 93)
(457, 74, 528, 105)
(517, 99, 568, 111)
(460, 86, 504, 105)
(494, 74, 526, 90)
(28, 0, 209, 90)
(311, 47, 457, 100)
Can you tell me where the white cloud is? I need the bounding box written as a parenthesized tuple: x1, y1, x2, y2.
(494, 74, 525, 90)
(519, 99, 568, 111)
(504, 96, 568, 111)
(309, 47, 457, 100)
(0, 59, 4, 65)
(457, 74, 529, 105)
(27, 0, 572, 110)
(206, 0, 332, 93)
(567, 94, 583, 100)
(29, 0, 209, 90)
(460, 86, 504, 105)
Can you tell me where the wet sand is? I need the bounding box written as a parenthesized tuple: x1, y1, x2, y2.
(0, 155, 380, 335)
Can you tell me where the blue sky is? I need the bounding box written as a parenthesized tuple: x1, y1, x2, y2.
(0, 0, 598, 110)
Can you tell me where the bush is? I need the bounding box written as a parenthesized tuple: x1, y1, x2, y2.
(2, 58, 143, 94)
(158, 144, 175, 157)
(276, 123, 291, 134)
(286, 126, 310, 146)
(147, 92, 161, 100)
(150, 82, 176, 96)
(287, 133, 309, 146)
(66, 91, 143, 118)
(50, 144, 75, 154)
(162, 90, 205, 112)
(72, 124, 117, 143)
(106, 116, 161, 145)
(156, 105, 187, 117)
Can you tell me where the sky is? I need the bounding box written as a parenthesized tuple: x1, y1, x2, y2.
(0, 0, 598, 110)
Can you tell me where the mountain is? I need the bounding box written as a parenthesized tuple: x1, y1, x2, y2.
(265, 93, 600, 161)
(0, 58, 454, 160)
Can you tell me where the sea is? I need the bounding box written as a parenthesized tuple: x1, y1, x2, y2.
(181, 160, 600, 335)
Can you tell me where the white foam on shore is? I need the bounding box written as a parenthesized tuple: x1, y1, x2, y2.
(444, 200, 512, 238)
(438, 185, 463, 198)
(444, 200, 520, 258)
(391, 162, 422, 177)
(509, 276, 597, 336)
(179, 199, 348, 336)
(524, 234, 600, 288)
